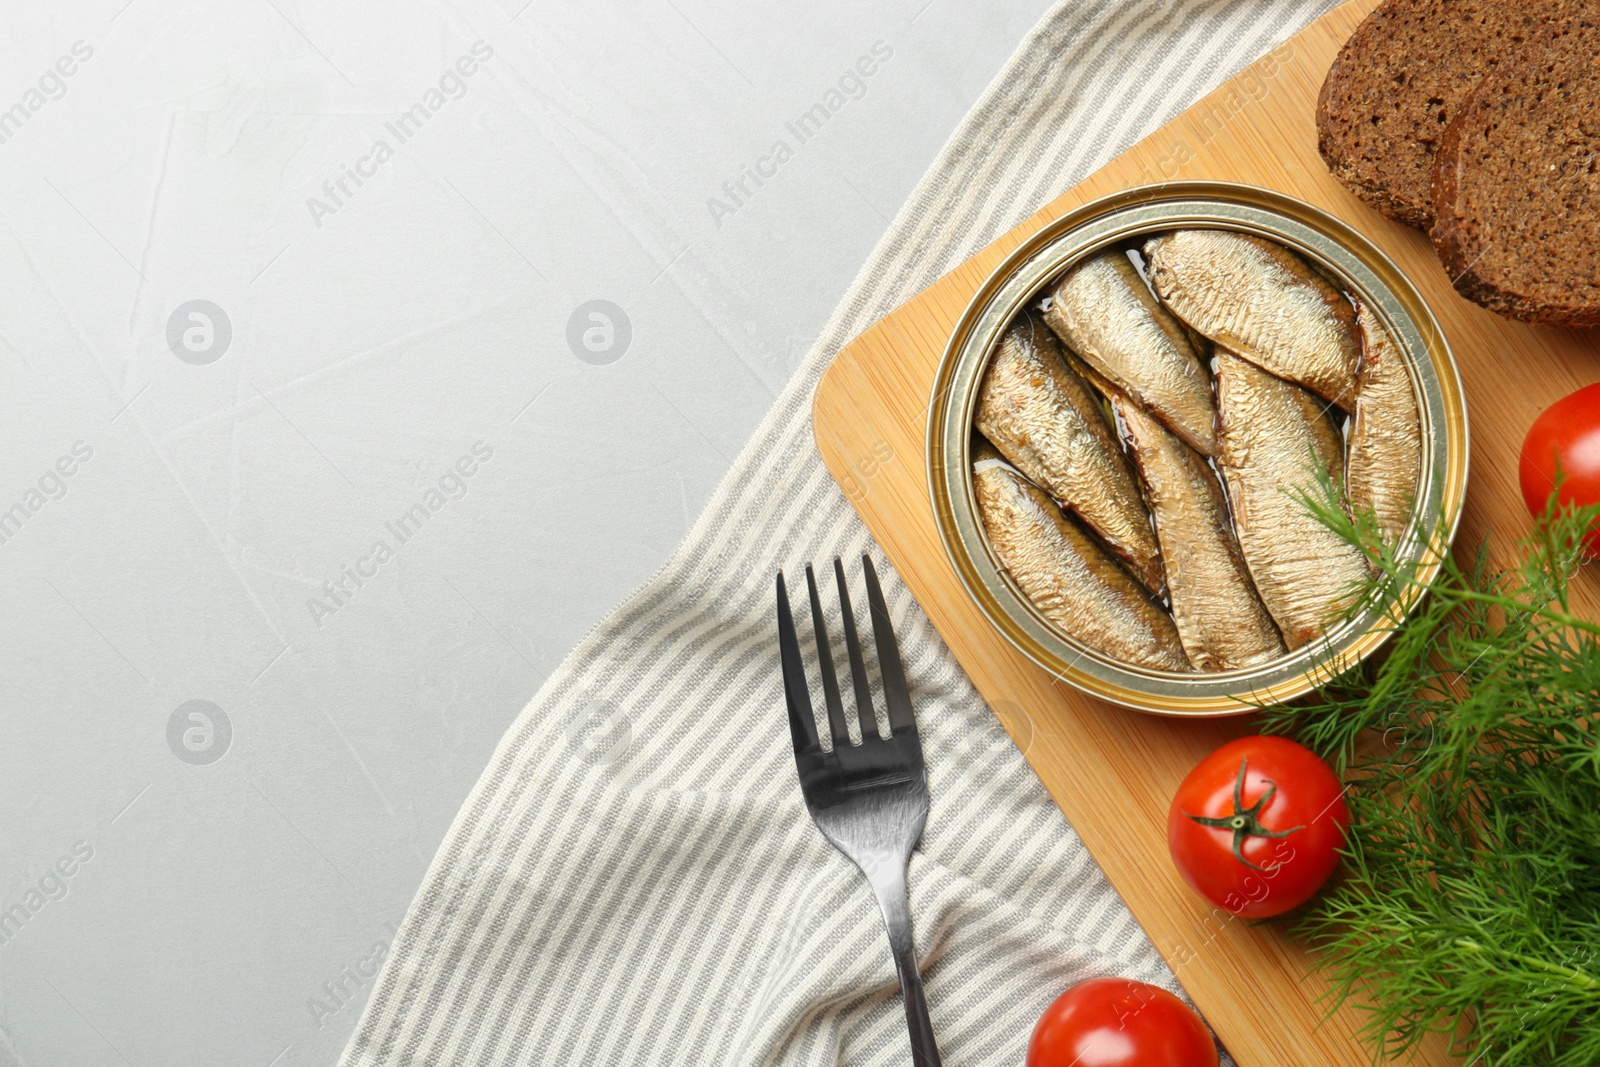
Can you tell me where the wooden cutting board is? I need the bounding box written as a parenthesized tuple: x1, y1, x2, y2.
(812, 1, 1600, 1064)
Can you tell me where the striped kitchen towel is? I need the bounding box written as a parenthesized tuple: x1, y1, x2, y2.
(339, 1, 1337, 1063)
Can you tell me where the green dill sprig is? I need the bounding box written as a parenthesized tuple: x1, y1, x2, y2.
(1261, 488, 1600, 1066)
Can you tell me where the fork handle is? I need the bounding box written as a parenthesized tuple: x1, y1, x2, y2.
(869, 859, 942, 1067)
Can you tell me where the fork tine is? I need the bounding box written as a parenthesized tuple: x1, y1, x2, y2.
(805, 564, 852, 746)
(833, 557, 879, 740)
(862, 556, 915, 732)
(776, 572, 820, 753)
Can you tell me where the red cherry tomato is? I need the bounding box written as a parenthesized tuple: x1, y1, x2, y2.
(1520, 383, 1600, 557)
(1027, 977, 1218, 1067)
(1167, 736, 1349, 918)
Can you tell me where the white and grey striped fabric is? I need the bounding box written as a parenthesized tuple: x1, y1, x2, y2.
(338, 1, 1337, 1063)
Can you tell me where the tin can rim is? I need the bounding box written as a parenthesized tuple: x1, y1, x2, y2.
(926, 181, 1469, 716)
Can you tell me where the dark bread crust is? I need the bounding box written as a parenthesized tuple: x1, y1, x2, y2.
(1430, 13, 1600, 327)
(1318, 0, 1550, 230)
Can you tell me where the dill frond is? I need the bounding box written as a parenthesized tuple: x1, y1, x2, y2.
(1261, 492, 1600, 1066)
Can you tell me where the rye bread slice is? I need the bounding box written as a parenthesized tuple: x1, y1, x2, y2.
(1431, 13, 1600, 327)
(1317, 0, 1552, 229)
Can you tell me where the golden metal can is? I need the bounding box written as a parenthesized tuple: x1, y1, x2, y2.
(927, 182, 1469, 715)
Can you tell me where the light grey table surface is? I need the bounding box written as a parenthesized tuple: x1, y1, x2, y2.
(0, 1, 1054, 1064)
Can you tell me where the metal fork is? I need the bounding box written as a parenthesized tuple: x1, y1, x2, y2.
(776, 556, 941, 1067)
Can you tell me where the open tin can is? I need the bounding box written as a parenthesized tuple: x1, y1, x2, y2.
(927, 182, 1469, 715)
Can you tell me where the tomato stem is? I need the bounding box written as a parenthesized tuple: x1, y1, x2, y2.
(1185, 756, 1304, 871)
